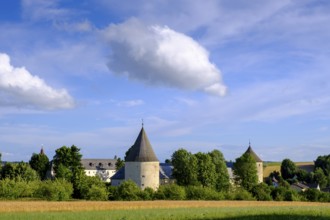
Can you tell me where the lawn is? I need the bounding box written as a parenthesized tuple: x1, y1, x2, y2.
(0, 201, 329, 220)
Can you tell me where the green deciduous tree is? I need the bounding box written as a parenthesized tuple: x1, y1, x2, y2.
(29, 151, 49, 180)
(53, 145, 84, 198)
(314, 167, 328, 188)
(233, 153, 258, 191)
(280, 158, 297, 180)
(171, 149, 198, 186)
(209, 150, 230, 191)
(195, 152, 216, 188)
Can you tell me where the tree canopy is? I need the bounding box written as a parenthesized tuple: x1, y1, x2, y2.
(280, 158, 297, 180)
(233, 152, 258, 191)
(29, 151, 49, 180)
(171, 149, 198, 186)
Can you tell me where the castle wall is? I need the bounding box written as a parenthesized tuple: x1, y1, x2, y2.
(125, 161, 159, 190)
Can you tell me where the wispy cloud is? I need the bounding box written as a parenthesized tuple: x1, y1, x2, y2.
(117, 99, 144, 107)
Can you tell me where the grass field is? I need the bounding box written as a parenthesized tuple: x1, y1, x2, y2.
(0, 201, 329, 220)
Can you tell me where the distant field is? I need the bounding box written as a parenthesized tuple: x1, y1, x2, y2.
(263, 161, 314, 178)
(0, 201, 329, 220)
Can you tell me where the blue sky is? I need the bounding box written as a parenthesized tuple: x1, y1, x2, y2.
(0, 0, 329, 162)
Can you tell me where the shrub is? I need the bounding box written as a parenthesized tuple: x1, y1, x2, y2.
(139, 187, 155, 200)
(185, 185, 224, 200)
(0, 178, 39, 199)
(231, 188, 255, 201)
(251, 183, 272, 201)
(115, 180, 141, 201)
(155, 184, 186, 200)
(36, 179, 73, 201)
(86, 185, 108, 201)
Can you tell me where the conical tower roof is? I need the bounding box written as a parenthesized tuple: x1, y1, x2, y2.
(125, 127, 159, 162)
(244, 144, 262, 162)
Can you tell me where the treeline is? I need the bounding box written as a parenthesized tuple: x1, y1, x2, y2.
(0, 146, 329, 202)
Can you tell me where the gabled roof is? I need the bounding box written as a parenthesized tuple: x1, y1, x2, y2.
(244, 145, 262, 162)
(125, 127, 159, 162)
(81, 159, 117, 170)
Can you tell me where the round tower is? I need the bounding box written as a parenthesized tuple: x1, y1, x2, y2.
(125, 127, 159, 190)
(244, 143, 263, 183)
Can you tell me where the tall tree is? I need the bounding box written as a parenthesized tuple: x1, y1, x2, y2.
(195, 152, 216, 188)
(171, 149, 198, 186)
(53, 145, 84, 198)
(233, 153, 258, 191)
(209, 150, 230, 191)
(0, 162, 39, 181)
(29, 149, 50, 180)
(280, 159, 297, 180)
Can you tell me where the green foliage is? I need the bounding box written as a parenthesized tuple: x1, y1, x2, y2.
(53, 145, 84, 198)
(315, 154, 330, 176)
(29, 152, 50, 180)
(280, 158, 297, 180)
(233, 153, 258, 191)
(115, 157, 125, 171)
(194, 152, 216, 188)
(251, 183, 272, 201)
(139, 187, 155, 200)
(86, 184, 108, 201)
(185, 185, 224, 200)
(314, 167, 328, 188)
(75, 173, 108, 200)
(0, 162, 39, 181)
(36, 179, 73, 201)
(228, 187, 255, 201)
(171, 149, 198, 186)
(0, 178, 39, 199)
(270, 186, 300, 201)
(209, 150, 230, 191)
(155, 184, 186, 200)
(115, 180, 142, 201)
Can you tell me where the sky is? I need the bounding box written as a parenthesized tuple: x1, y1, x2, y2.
(0, 0, 329, 163)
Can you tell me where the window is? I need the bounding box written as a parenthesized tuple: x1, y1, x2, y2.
(108, 163, 112, 166)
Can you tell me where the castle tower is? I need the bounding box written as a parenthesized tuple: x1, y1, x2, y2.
(244, 143, 263, 183)
(125, 127, 159, 190)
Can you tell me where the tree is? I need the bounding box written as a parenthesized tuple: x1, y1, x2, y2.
(53, 145, 83, 180)
(0, 162, 39, 181)
(233, 153, 258, 191)
(29, 151, 49, 180)
(280, 159, 297, 180)
(209, 150, 230, 191)
(195, 152, 216, 188)
(314, 167, 328, 188)
(171, 149, 198, 186)
(53, 145, 84, 198)
(115, 157, 125, 171)
(315, 154, 330, 178)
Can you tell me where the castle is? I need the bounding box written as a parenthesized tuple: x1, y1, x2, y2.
(109, 126, 263, 189)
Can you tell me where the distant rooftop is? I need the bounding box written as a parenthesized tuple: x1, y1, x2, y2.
(245, 145, 262, 162)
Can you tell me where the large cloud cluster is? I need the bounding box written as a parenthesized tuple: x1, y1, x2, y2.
(103, 19, 227, 96)
(0, 53, 74, 110)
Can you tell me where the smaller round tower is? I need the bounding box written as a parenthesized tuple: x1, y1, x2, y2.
(244, 143, 263, 183)
(125, 127, 159, 190)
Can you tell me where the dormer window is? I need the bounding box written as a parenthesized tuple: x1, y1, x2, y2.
(108, 163, 112, 166)
(89, 162, 93, 167)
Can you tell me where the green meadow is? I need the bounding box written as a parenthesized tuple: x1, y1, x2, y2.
(1, 205, 329, 220)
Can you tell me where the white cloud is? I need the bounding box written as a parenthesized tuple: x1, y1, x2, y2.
(0, 53, 74, 110)
(117, 99, 144, 107)
(103, 19, 227, 96)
